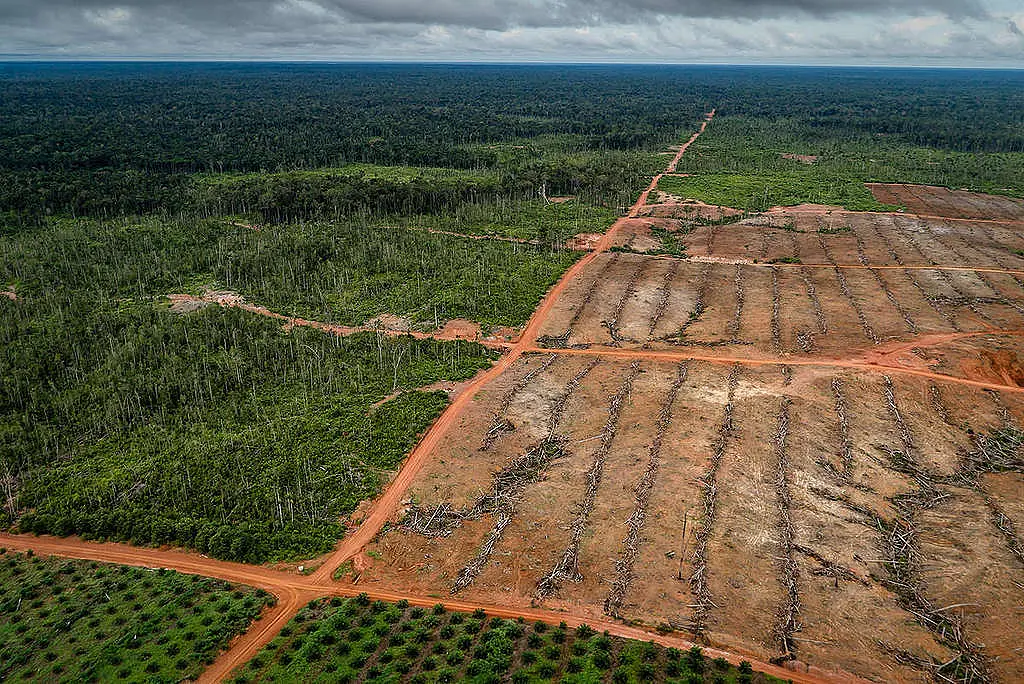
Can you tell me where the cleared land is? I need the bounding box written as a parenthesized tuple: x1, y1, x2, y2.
(359, 183, 1024, 683)
(5, 99, 1024, 684)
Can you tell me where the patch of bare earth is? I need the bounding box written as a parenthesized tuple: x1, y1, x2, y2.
(867, 183, 1024, 222)
(782, 153, 819, 164)
(566, 232, 603, 251)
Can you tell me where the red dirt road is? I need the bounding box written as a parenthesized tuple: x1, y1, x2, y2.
(309, 113, 720, 584)
(168, 292, 512, 349)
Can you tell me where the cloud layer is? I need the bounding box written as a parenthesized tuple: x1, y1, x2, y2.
(1, 0, 1022, 65)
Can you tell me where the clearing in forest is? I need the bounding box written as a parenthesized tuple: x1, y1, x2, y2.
(358, 179, 1024, 683)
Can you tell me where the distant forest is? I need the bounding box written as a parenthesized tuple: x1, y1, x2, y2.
(2, 63, 1022, 220)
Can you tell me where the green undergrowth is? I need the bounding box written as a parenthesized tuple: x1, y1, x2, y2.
(225, 219, 581, 328)
(189, 165, 502, 222)
(1, 215, 508, 563)
(675, 115, 1024, 200)
(233, 596, 783, 684)
(0, 550, 272, 683)
(656, 173, 894, 213)
(403, 198, 619, 245)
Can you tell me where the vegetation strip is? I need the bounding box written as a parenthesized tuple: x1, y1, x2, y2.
(481, 353, 559, 451)
(819, 233, 879, 344)
(669, 262, 712, 342)
(449, 360, 600, 594)
(823, 377, 855, 484)
(853, 234, 918, 333)
(687, 365, 741, 639)
(875, 377, 992, 682)
(892, 216, 997, 327)
(727, 264, 746, 341)
(647, 260, 681, 340)
(771, 397, 801, 662)
(536, 361, 643, 599)
(604, 361, 690, 618)
(604, 259, 650, 345)
(770, 266, 782, 351)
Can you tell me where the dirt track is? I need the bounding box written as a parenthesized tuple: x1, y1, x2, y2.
(168, 290, 512, 348)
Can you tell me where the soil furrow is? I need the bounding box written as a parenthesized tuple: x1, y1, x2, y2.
(535, 361, 643, 599)
(603, 361, 690, 617)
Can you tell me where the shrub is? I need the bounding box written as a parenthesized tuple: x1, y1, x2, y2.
(536, 661, 557, 678)
(688, 645, 704, 665)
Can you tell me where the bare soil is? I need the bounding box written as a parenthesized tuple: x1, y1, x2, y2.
(357, 167, 1024, 683)
(867, 183, 1024, 222)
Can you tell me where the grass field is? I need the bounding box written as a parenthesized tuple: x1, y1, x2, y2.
(656, 173, 896, 212)
(404, 199, 619, 245)
(233, 597, 779, 684)
(0, 549, 272, 682)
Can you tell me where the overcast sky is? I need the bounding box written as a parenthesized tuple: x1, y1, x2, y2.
(2, 0, 1022, 66)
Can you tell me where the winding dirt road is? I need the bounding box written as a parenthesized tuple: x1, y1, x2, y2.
(168, 292, 513, 349)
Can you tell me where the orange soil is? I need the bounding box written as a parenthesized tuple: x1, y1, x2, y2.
(565, 232, 603, 250)
(167, 291, 512, 349)
(306, 111, 719, 585)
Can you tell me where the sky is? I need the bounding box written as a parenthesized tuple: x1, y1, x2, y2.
(2, 0, 1023, 66)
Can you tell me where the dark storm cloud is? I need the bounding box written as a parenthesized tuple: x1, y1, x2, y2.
(0, 0, 1019, 64)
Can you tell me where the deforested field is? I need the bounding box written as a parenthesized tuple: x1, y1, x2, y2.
(362, 183, 1024, 683)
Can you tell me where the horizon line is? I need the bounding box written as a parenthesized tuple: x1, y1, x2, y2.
(1, 58, 1023, 71)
